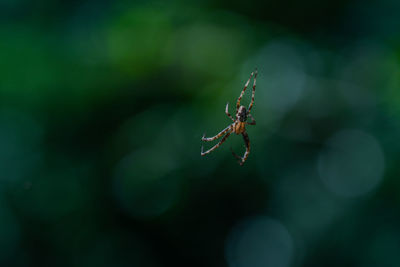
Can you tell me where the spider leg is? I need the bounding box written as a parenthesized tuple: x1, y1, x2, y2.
(236, 71, 254, 111)
(246, 113, 256, 125)
(230, 147, 242, 161)
(201, 131, 231, 156)
(230, 131, 250, 165)
(202, 125, 232, 142)
(248, 68, 257, 112)
(225, 102, 234, 122)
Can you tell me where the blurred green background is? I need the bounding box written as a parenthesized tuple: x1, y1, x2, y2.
(1, 0, 400, 266)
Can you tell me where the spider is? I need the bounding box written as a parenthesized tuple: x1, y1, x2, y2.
(201, 69, 257, 166)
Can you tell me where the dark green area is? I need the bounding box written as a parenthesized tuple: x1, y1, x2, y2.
(1, 0, 400, 266)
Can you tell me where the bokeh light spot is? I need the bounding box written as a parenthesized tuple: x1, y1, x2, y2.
(252, 40, 306, 115)
(169, 23, 245, 77)
(318, 129, 385, 197)
(225, 216, 293, 267)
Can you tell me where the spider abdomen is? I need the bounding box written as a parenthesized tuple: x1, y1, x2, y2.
(234, 121, 246, 134)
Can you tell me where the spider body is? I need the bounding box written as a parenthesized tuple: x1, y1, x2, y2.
(201, 70, 257, 165)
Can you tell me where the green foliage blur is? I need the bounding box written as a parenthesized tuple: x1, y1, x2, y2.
(1, 0, 400, 266)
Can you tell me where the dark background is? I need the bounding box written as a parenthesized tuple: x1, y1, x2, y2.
(1, 0, 400, 266)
